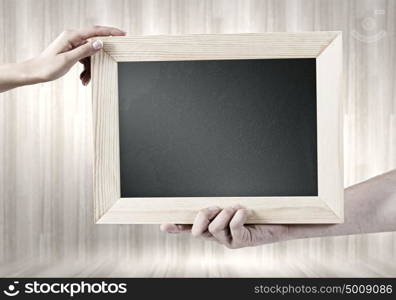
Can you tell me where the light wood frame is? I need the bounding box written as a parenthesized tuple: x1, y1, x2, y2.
(92, 32, 343, 224)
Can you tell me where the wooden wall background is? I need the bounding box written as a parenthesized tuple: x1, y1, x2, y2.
(0, 0, 395, 277)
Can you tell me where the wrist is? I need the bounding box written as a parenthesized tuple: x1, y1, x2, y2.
(18, 58, 46, 85)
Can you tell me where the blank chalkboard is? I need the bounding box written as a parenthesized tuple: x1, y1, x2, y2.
(118, 58, 317, 198)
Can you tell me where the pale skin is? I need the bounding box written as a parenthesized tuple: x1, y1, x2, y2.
(161, 170, 396, 249)
(0, 25, 126, 92)
(1, 27, 395, 250)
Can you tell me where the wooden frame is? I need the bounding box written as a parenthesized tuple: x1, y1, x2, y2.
(91, 32, 343, 224)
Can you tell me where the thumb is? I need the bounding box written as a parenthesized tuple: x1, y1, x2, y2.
(65, 39, 103, 63)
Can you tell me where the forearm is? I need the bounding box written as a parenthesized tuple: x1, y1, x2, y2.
(0, 59, 42, 92)
(287, 170, 396, 240)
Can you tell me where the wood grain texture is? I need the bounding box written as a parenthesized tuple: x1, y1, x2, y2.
(0, 0, 395, 277)
(94, 32, 343, 224)
(91, 48, 120, 222)
(98, 197, 340, 224)
(102, 32, 338, 61)
(316, 33, 344, 219)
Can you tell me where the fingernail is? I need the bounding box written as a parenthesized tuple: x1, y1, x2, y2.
(233, 204, 243, 210)
(208, 206, 220, 211)
(92, 40, 103, 50)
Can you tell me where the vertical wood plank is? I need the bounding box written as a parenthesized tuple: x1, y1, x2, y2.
(91, 50, 120, 222)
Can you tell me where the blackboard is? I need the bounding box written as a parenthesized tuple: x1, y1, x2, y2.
(118, 58, 317, 198)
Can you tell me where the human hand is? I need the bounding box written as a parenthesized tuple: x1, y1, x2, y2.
(27, 25, 125, 85)
(160, 206, 289, 249)
(161, 170, 396, 248)
(0, 25, 125, 92)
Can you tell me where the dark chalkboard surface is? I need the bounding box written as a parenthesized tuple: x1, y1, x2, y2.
(118, 59, 317, 198)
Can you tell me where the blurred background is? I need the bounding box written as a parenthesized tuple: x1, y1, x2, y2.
(0, 0, 395, 277)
